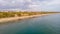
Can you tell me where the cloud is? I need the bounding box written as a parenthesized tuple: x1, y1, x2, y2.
(0, 0, 60, 11)
(40, 0, 60, 11)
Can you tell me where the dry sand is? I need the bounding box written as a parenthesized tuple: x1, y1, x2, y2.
(0, 14, 47, 23)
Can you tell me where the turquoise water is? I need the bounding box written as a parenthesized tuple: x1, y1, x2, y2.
(0, 14, 60, 34)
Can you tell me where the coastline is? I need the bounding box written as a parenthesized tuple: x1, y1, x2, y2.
(0, 14, 48, 23)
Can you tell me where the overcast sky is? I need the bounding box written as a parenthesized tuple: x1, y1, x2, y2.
(0, 0, 60, 11)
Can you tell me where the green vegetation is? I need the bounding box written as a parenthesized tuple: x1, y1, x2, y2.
(0, 12, 15, 18)
(0, 12, 41, 18)
(0, 11, 59, 18)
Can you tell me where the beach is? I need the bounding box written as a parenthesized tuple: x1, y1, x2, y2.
(0, 14, 48, 23)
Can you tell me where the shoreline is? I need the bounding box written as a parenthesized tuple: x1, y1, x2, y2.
(0, 14, 48, 23)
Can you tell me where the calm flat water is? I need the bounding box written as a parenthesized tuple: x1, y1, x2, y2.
(0, 14, 60, 34)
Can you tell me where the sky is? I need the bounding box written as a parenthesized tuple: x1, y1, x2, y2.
(0, 0, 60, 11)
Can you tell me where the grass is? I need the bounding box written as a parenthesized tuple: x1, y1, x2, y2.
(0, 11, 59, 18)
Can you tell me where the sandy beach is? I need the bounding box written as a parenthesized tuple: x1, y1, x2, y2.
(0, 14, 47, 23)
